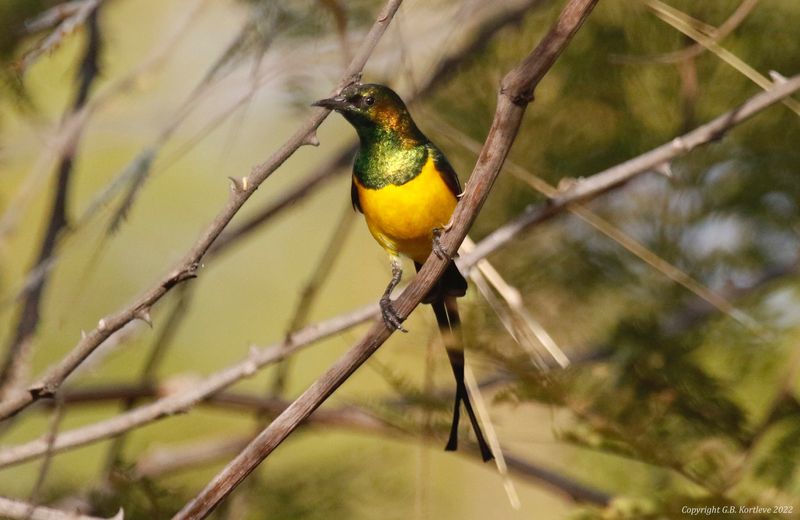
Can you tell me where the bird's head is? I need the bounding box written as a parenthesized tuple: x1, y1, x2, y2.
(312, 83, 423, 143)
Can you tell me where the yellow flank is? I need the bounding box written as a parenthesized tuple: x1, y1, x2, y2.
(355, 155, 458, 264)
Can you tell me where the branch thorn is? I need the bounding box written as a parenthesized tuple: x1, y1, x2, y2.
(655, 162, 673, 178)
(135, 308, 153, 327)
(303, 131, 320, 147)
(228, 176, 247, 193)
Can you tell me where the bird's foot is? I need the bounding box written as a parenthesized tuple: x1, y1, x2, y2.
(432, 227, 450, 260)
(380, 295, 407, 333)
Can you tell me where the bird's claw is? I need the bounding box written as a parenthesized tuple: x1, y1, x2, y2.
(432, 227, 450, 260)
(380, 296, 407, 333)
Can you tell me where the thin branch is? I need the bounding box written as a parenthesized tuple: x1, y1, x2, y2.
(102, 284, 194, 475)
(126, 397, 610, 506)
(284, 203, 356, 336)
(428, 113, 758, 332)
(0, 7, 103, 397)
(460, 73, 800, 267)
(48, 384, 607, 506)
(19, 0, 104, 73)
(270, 203, 356, 396)
(24, 397, 65, 520)
(462, 236, 568, 369)
(0, 0, 404, 421)
(0, 304, 378, 469)
(0, 496, 119, 520)
(611, 0, 760, 65)
(502, 452, 611, 505)
(173, 2, 600, 518)
(645, 0, 800, 116)
(0, 0, 204, 252)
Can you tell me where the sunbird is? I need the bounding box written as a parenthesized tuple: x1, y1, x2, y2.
(313, 83, 494, 461)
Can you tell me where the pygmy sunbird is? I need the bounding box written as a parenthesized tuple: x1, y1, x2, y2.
(313, 83, 493, 461)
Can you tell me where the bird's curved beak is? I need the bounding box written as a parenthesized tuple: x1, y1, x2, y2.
(311, 95, 348, 111)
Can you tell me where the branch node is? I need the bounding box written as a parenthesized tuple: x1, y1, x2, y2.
(29, 382, 56, 399)
(556, 176, 581, 193)
(165, 263, 200, 289)
(500, 85, 535, 106)
(671, 136, 690, 152)
(98, 318, 108, 331)
(242, 359, 258, 377)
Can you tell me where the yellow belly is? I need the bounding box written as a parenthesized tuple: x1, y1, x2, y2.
(355, 156, 458, 264)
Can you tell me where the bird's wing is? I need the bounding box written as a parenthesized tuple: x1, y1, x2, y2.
(350, 176, 362, 213)
(429, 145, 462, 199)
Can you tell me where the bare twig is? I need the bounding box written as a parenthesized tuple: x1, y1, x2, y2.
(0, 496, 120, 520)
(0, 0, 204, 252)
(19, 0, 103, 72)
(612, 0, 760, 64)
(102, 284, 195, 474)
(462, 236, 568, 368)
(127, 398, 609, 506)
(0, 304, 378, 469)
(646, 0, 800, 116)
(460, 73, 800, 267)
(0, 7, 102, 397)
(463, 364, 520, 509)
(270, 202, 356, 395)
(0, 0, 404, 421)
(24, 397, 66, 520)
(173, 2, 600, 517)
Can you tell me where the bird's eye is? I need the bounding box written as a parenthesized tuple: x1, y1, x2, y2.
(364, 96, 375, 106)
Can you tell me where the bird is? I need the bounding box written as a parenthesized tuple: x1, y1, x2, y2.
(313, 83, 494, 461)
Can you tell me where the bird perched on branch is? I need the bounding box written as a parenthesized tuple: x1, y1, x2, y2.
(313, 83, 493, 461)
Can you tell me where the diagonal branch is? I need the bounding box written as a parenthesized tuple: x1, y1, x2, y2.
(0, 0, 404, 422)
(460, 73, 800, 267)
(172, 1, 600, 518)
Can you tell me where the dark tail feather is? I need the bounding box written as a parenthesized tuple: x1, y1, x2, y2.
(415, 261, 467, 304)
(431, 296, 494, 462)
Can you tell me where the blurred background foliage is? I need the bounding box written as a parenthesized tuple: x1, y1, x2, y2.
(0, 0, 798, 519)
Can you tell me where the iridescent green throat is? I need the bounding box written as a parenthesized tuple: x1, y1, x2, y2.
(347, 114, 428, 189)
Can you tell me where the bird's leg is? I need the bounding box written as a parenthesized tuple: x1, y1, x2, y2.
(432, 227, 450, 261)
(380, 258, 407, 333)
(432, 214, 457, 260)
